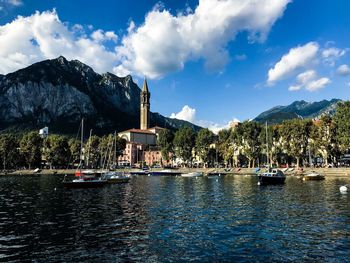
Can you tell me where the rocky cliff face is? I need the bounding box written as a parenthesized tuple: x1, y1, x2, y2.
(0, 56, 199, 134)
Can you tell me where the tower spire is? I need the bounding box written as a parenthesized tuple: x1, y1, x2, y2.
(140, 77, 150, 130)
(142, 78, 149, 93)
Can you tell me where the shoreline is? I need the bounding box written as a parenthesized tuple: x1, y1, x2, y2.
(1, 167, 350, 177)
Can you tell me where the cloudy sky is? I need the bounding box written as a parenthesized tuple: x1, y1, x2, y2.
(0, 0, 349, 132)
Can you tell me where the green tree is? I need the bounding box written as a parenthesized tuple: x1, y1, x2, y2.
(235, 121, 262, 168)
(0, 134, 21, 170)
(44, 135, 70, 168)
(68, 138, 81, 167)
(115, 136, 126, 159)
(217, 129, 234, 167)
(173, 126, 195, 166)
(99, 134, 114, 168)
(280, 119, 312, 168)
(85, 135, 100, 168)
(20, 132, 43, 169)
(195, 128, 214, 167)
(333, 101, 350, 152)
(259, 124, 283, 167)
(157, 129, 174, 163)
(310, 115, 336, 166)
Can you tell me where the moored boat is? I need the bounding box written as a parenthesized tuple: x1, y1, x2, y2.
(181, 171, 203, 177)
(63, 118, 107, 189)
(63, 176, 107, 188)
(258, 168, 286, 185)
(303, 171, 325, 181)
(103, 171, 130, 183)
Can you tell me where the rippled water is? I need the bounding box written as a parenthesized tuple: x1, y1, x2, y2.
(0, 174, 349, 262)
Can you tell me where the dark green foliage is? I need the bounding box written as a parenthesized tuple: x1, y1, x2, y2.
(157, 129, 174, 162)
(279, 119, 312, 167)
(0, 134, 21, 169)
(174, 126, 195, 165)
(333, 101, 350, 151)
(20, 132, 43, 169)
(195, 128, 215, 166)
(44, 135, 71, 168)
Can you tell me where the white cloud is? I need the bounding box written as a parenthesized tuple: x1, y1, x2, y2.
(91, 29, 118, 43)
(115, 0, 291, 78)
(267, 42, 319, 84)
(170, 105, 239, 134)
(201, 118, 240, 134)
(337, 64, 350, 76)
(305, 77, 330, 92)
(288, 85, 302, 91)
(170, 105, 196, 123)
(322, 47, 346, 66)
(296, 70, 317, 85)
(0, 1, 291, 78)
(289, 69, 330, 92)
(0, 10, 118, 74)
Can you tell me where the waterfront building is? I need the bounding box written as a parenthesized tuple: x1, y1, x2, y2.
(117, 79, 168, 167)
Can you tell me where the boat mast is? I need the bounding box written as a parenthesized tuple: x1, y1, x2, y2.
(80, 118, 84, 170)
(114, 131, 117, 169)
(86, 129, 92, 168)
(266, 122, 269, 168)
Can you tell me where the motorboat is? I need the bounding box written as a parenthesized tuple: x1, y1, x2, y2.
(258, 168, 286, 185)
(181, 171, 203, 177)
(103, 171, 130, 183)
(302, 171, 325, 181)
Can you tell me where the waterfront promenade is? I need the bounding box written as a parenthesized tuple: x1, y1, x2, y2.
(2, 167, 350, 176)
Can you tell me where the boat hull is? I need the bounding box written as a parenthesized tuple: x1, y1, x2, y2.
(148, 171, 181, 176)
(181, 172, 203, 177)
(258, 175, 286, 185)
(303, 175, 325, 181)
(63, 180, 107, 188)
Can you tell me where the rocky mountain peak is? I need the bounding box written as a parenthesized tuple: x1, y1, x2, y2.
(0, 57, 200, 134)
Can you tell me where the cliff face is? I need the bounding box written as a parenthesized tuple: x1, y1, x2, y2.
(0, 56, 199, 134)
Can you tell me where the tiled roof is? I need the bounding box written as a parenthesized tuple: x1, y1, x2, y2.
(120, 128, 155, 134)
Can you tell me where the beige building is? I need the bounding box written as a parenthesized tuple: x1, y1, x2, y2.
(117, 79, 168, 166)
(118, 128, 157, 145)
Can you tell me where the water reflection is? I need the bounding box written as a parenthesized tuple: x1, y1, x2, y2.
(0, 174, 349, 262)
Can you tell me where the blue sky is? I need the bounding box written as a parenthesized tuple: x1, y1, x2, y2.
(0, 0, 350, 131)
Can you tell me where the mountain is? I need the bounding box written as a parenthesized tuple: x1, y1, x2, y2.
(0, 56, 200, 135)
(254, 99, 341, 124)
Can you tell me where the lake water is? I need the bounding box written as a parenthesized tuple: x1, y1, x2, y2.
(0, 174, 349, 262)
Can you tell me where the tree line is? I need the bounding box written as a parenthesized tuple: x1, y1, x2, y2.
(158, 101, 350, 168)
(0, 132, 126, 170)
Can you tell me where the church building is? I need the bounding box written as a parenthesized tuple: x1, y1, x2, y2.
(117, 79, 167, 167)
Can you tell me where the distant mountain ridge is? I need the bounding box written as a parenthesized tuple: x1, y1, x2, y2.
(254, 99, 341, 124)
(0, 56, 200, 135)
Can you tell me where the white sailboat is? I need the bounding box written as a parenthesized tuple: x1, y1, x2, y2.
(63, 118, 107, 188)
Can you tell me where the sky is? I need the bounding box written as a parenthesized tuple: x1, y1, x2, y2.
(0, 0, 350, 132)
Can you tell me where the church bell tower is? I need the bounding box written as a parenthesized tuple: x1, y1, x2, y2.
(140, 78, 150, 130)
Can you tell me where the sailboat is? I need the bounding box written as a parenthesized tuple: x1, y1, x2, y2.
(101, 131, 130, 184)
(63, 118, 107, 188)
(258, 122, 286, 185)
